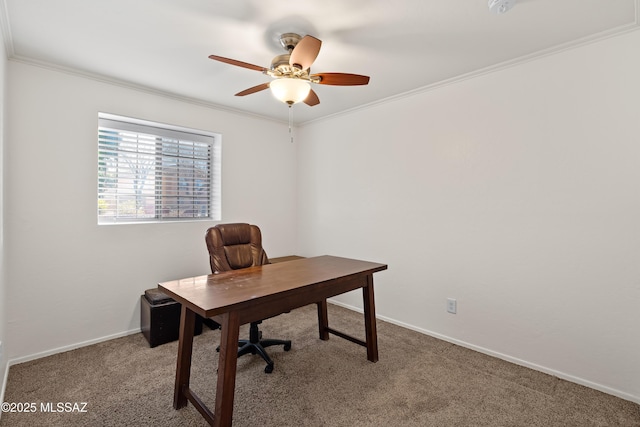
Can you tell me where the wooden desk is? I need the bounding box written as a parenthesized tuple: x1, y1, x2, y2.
(158, 255, 387, 427)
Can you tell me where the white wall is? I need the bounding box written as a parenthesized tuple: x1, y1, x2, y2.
(4, 61, 297, 362)
(297, 30, 640, 403)
(3, 21, 639, 408)
(0, 17, 7, 403)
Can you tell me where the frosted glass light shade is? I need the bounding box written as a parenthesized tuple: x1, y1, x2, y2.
(270, 78, 311, 104)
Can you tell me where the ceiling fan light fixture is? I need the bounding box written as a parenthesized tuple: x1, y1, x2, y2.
(270, 78, 311, 105)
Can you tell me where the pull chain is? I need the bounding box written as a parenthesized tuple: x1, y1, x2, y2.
(288, 104, 293, 143)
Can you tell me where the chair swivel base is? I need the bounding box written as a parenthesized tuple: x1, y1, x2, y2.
(217, 322, 291, 373)
(238, 337, 292, 373)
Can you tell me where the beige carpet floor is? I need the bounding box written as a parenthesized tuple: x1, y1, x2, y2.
(1, 304, 639, 426)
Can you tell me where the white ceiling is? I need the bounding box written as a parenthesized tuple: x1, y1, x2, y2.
(1, 0, 638, 124)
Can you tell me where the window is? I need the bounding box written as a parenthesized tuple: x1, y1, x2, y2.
(98, 113, 221, 224)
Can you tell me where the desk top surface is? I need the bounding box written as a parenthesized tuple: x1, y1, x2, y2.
(158, 255, 387, 315)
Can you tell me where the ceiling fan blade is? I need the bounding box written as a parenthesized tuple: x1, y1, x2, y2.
(209, 55, 267, 72)
(312, 72, 370, 86)
(304, 89, 320, 106)
(235, 82, 270, 96)
(289, 35, 322, 70)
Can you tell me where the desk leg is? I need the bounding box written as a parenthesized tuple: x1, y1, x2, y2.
(214, 311, 240, 427)
(316, 300, 329, 341)
(174, 305, 196, 409)
(362, 274, 379, 362)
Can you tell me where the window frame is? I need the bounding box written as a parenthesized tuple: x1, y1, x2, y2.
(97, 112, 221, 225)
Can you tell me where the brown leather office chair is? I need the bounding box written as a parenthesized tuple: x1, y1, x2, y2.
(205, 223, 291, 373)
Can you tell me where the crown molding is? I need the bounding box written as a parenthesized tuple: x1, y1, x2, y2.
(1, 0, 638, 128)
(0, 0, 14, 58)
(299, 17, 640, 127)
(11, 54, 287, 125)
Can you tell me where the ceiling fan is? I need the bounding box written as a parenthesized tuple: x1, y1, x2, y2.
(209, 33, 370, 107)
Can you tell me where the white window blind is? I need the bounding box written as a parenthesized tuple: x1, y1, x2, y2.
(98, 113, 221, 224)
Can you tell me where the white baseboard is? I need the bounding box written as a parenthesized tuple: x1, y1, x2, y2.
(3, 303, 639, 406)
(327, 299, 640, 405)
(0, 328, 140, 419)
(6, 328, 140, 367)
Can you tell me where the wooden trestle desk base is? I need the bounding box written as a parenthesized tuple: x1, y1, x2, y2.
(158, 255, 387, 427)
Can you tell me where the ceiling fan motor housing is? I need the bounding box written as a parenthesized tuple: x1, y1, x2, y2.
(270, 54, 292, 72)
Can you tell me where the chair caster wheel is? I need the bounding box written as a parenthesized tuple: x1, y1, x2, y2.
(284, 343, 291, 351)
(264, 364, 274, 374)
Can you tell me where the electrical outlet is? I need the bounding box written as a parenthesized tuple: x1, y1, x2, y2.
(447, 298, 457, 314)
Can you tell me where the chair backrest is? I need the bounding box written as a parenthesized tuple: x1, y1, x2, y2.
(205, 223, 269, 273)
